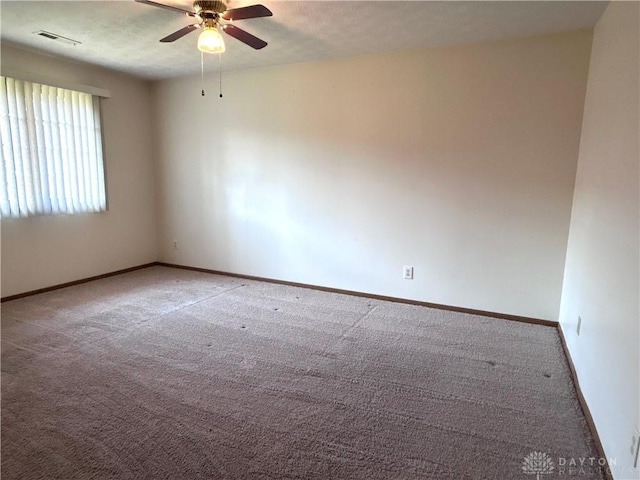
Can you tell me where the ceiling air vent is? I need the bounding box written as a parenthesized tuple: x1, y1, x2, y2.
(33, 31, 81, 46)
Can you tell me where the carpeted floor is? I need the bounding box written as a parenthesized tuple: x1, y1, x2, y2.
(1, 266, 603, 479)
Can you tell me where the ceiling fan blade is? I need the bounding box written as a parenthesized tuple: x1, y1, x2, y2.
(222, 25, 267, 49)
(222, 4, 272, 21)
(135, 0, 195, 17)
(160, 24, 199, 42)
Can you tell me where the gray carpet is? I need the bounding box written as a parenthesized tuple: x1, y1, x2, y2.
(2, 266, 603, 479)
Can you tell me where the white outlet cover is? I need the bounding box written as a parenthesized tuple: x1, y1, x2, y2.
(577, 316, 582, 336)
(634, 425, 640, 468)
(403, 266, 414, 280)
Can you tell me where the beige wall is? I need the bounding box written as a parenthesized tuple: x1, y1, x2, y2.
(0, 45, 157, 297)
(152, 30, 592, 321)
(559, 3, 640, 477)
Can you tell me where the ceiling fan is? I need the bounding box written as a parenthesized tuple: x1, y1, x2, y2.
(135, 0, 272, 53)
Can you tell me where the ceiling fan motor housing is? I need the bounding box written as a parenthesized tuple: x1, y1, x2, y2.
(194, 0, 227, 15)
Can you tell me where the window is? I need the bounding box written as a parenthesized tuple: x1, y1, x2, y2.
(0, 76, 106, 219)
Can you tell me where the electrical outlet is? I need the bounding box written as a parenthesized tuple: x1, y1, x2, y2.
(173, 240, 178, 250)
(403, 266, 414, 280)
(576, 316, 582, 336)
(633, 425, 640, 469)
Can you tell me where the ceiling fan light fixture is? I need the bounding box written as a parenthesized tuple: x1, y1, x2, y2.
(197, 26, 225, 54)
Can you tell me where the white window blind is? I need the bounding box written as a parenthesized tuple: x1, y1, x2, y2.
(0, 76, 106, 218)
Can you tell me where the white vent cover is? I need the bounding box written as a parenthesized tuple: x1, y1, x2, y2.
(33, 30, 80, 46)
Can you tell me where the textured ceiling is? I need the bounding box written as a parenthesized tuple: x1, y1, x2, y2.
(1, 1, 608, 80)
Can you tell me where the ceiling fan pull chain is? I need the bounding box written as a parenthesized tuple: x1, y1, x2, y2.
(201, 51, 206, 96)
(219, 53, 223, 98)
